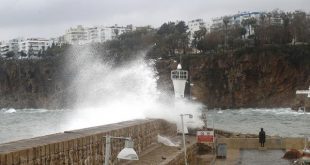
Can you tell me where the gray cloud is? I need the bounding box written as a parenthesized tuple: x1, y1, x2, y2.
(0, 0, 309, 40)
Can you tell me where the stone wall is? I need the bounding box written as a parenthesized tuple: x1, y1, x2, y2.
(0, 119, 177, 165)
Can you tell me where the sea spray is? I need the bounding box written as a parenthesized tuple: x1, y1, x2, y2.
(63, 45, 204, 130)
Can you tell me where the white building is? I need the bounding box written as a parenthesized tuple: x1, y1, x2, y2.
(188, 19, 206, 41)
(210, 12, 264, 38)
(65, 24, 133, 45)
(0, 43, 9, 56)
(19, 38, 50, 55)
(8, 39, 20, 53)
(0, 39, 21, 56)
(269, 16, 283, 25)
(64, 25, 88, 45)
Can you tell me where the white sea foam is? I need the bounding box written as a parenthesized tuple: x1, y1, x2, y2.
(3, 108, 17, 114)
(157, 135, 179, 147)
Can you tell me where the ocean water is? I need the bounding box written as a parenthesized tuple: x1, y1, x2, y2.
(207, 108, 310, 137)
(0, 108, 70, 144)
(1, 108, 309, 144)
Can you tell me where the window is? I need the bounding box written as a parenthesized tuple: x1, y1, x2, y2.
(171, 70, 187, 80)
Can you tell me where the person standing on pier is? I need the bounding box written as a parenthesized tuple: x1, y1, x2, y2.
(259, 128, 266, 147)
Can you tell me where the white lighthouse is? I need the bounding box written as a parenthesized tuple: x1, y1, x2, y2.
(171, 64, 188, 98)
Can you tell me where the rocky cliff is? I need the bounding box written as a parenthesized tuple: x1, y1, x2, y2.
(0, 45, 309, 109)
(0, 57, 71, 109)
(156, 45, 310, 109)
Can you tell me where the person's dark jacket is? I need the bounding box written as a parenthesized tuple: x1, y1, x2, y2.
(259, 130, 266, 143)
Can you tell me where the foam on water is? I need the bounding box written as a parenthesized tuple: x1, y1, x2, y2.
(2, 108, 17, 114)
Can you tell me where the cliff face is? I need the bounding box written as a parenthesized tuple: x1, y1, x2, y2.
(0, 58, 70, 109)
(156, 46, 310, 109)
(0, 46, 309, 109)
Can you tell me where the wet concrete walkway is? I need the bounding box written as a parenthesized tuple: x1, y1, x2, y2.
(122, 136, 198, 165)
(215, 149, 292, 165)
(239, 149, 291, 165)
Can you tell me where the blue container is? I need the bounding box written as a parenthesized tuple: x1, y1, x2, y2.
(217, 143, 227, 158)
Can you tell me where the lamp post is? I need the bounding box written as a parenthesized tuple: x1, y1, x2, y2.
(189, 83, 194, 100)
(104, 135, 139, 165)
(180, 114, 193, 165)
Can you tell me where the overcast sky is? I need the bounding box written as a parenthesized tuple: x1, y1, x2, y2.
(0, 0, 309, 40)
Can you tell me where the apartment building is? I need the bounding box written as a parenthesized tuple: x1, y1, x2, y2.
(0, 43, 9, 56)
(64, 25, 88, 45)
(65, 24, 133, 45)
(188, 19, 206, 41)
(0, 39, 21, 56)
(210, 11, 267, 38)
(19, 38, 50, 55)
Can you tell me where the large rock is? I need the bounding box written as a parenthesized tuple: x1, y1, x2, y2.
(0, 57, 73, 109)
(283, 149, 302, 159)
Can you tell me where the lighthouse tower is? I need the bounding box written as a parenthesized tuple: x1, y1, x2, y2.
(171, 64, 188, 99)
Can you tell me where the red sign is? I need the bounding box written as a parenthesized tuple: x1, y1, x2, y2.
(197, 131, 214, 143)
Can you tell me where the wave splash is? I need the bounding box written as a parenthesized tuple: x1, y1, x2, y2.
(63, 46, 204, 130)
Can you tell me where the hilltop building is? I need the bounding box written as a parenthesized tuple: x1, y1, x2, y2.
(0, 39, 22, 57)
(211, 12, 264, 38)
(0, 23, 134, 58)
(0, 44, 9, 56)
(64, 24, 134, 45)
(188, 19, 206, 41)
(64, 25, 88, 45)
(19, 38, 50, 56)
(210, 11, 286, 38)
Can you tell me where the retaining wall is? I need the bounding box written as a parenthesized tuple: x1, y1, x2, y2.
(0, 119, 176, 165)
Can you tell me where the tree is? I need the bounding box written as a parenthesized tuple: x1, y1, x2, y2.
(5, 51, 15, 58)
(291, 11, 307, 43)
(223, 17, 230, 49)
(113, 29, 119, 39)
(175, 21, 189, 54)
(192, 27, 207, 53)
(281, 13, 292, 44)
(20, 51, 27, 57)
(257, 13, 267, 45)
(155, 21, 189, 56)
(28, 46, 34, 57)
(241, 18, 257, 38)
(240, 27, 247, 39)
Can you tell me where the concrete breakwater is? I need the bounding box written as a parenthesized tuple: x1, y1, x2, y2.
(0, 118, 309, 165)
(0, 119, 176, 165)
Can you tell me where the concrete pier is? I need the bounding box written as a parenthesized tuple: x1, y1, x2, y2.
(1, 120, 308, 165)
(0, 119, 177, 165)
